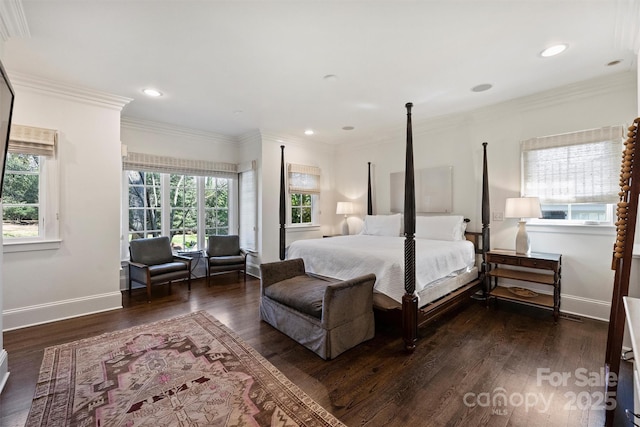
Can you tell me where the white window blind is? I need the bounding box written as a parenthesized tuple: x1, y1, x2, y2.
(521, 125, 623, 204)
(123, 151, 237, 178)
(288, 163, 321, 194)
(9, 124, 57, 157)
(239, 160, 257, 251)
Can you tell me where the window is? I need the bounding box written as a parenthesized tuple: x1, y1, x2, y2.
(3, 153, 41, 238)
(204, 176, 229, 237)
(291, 193, 313, 224)
(522, 125, 622, 225)
(122, 151, 238, 258)
(238, 163, 257, 251)
(287, 163, 320, 226)
(170, 174, 198, 249)
(2, 125, 59, 246)
(125, 172, 232, 252)
(127, 171, 161, 240)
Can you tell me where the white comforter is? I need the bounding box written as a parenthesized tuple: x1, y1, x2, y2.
(287, 235, 476, 303)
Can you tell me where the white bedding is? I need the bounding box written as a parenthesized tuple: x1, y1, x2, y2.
(287, 235, 476, 303)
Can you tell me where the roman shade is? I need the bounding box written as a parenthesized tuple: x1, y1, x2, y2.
(288, 163, 321, 194)
(9, 124, 57, 157)
(521, 125, 624, 204)
(123, 151, 237, 178)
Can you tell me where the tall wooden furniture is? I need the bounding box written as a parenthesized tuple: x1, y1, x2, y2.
(487, 250, 562, 321)
(605, 117, 640, 426)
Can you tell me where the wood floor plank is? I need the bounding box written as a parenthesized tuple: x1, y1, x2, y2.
(0, 275, 630, 426)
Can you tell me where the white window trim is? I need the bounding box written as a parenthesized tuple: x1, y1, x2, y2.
(3, 154, 60, 252)
(120, 170, 238, 260)
(288, 192, 320, 227)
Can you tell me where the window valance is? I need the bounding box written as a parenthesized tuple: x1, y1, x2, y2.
(521, 125, 623, 204)
(123, 151, 237, 178)
(288, 163, 321, 194)
(9, 124, 57, 157)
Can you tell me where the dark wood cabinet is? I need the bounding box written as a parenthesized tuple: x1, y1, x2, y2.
(487, 249, 562, 321)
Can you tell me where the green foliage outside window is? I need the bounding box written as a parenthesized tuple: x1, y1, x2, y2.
(127, 172, 230, 249)
(128, 171, 161, 240)
(2, 153, 40, 238)
(291, 193, 312, 224)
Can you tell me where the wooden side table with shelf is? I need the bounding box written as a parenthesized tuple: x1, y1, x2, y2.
(486, 249, 562, 321)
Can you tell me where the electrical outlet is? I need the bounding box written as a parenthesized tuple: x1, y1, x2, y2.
(493, 211, 504, 221)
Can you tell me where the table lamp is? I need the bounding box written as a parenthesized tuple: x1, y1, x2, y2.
(505, 197, 542, 255)
(336, 201, 355, 235)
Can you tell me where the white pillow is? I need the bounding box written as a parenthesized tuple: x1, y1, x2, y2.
(361, 214, 402, 237)
(415, 215, 466, 241)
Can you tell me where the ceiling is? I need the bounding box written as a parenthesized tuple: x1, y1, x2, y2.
(2, 0, 639, 145)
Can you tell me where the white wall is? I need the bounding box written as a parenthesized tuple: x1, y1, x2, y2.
(2, 75, 131, 330)
(334, 71, 638, 320)
(259, 133, 337, 264)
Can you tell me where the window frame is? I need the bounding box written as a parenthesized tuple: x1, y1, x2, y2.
(122, 170, 237, 259)
(288, 192, 319, 227)
(521, 126, 622, 227)
(3, 152, 60, 252)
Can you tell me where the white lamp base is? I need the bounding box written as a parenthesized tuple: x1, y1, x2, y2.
(515, 220, 531, 254)
(341, 215, 349, 235)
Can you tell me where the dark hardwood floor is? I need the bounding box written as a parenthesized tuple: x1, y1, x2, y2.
(0, 274, 632, 426)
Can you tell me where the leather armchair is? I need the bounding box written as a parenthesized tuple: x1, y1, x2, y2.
(206, 235, 246, 285)
(128, 236, 191, 302)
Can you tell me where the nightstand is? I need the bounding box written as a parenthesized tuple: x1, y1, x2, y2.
(486, 249, 562, 322)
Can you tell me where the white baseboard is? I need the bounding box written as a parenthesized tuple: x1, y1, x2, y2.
(560, 294, 611, 322)
(2, 292, 122, 331)
(0, 349, 9, 395)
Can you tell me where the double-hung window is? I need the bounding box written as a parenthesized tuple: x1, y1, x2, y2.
(521, 125, 623, 225)
(238, 161, 257, 251)
(287, 163, 320, 226)
(2, 125, 59, 248)
(122, 152, 237, 257)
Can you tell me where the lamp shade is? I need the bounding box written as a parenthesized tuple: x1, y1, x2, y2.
(505, 197, 542, 219)
(336, 201, 355, 215)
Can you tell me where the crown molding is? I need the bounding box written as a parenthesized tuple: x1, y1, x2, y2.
(121, 116, 237, 145)
(8, 71, 132, 110)
(0, 0, 30, 41)
(338, 71, 637, 152)
(260, 130, 337, 154)
(236, 129, 262, 146)
(514, 70, 636, 113)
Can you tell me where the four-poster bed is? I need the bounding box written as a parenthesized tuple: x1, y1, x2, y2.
(278, 104, 490, 350)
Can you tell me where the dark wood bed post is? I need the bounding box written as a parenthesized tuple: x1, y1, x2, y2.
(481, 142, 490, 296)
(402, 102, 418, 352)
(279, 145, 286, 260)
(367, 162, 373, 215)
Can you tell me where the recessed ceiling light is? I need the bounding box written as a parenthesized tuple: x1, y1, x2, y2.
(540, 44, 568, 58)
(607, 59, 623, 67)
(342, 126, 355, 131)
(304, 129, 314, 135)
(142, 88, 163, 97)
(471, 83, 493, 92)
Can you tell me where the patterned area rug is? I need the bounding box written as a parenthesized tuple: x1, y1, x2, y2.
(26, 311, 345, 427)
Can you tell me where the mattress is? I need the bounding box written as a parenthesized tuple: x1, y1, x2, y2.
(287, 235, 476, 304)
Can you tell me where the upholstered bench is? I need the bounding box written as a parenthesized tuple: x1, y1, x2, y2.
(260, 258, 376, 360)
